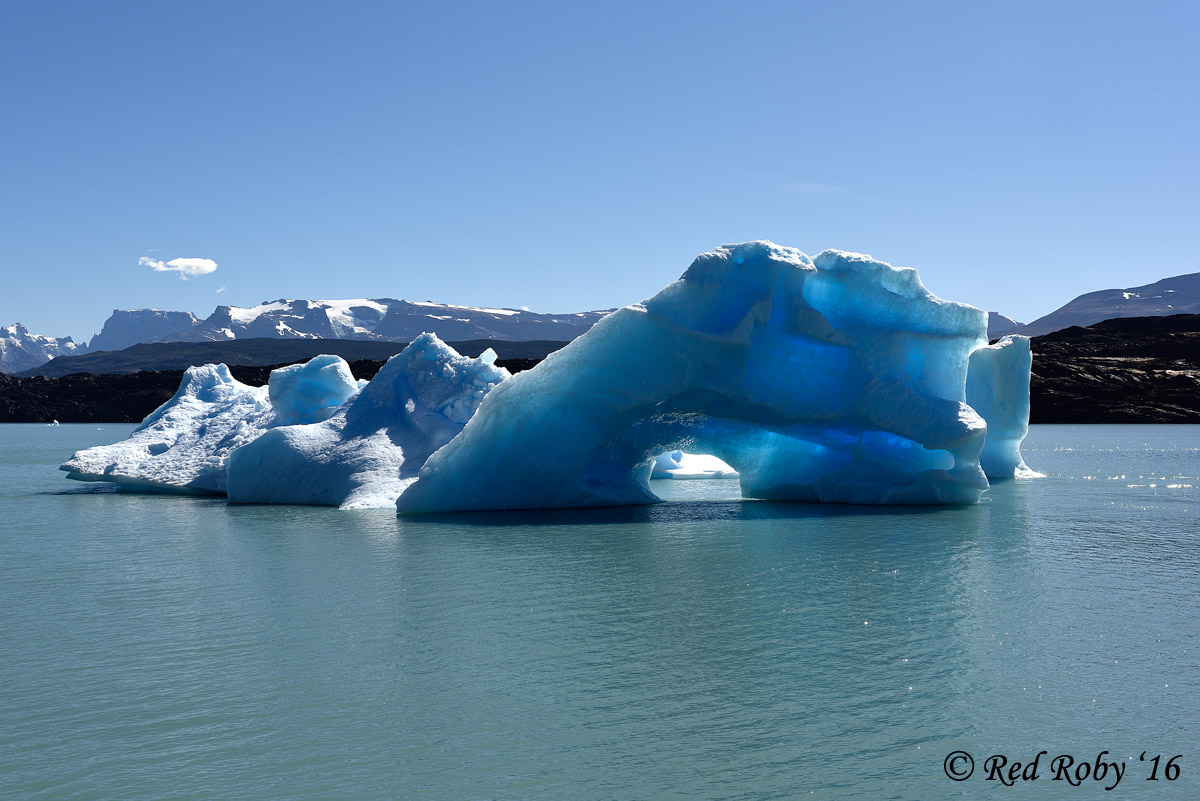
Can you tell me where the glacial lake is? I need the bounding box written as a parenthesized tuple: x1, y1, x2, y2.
(1, 424, 1196, 800)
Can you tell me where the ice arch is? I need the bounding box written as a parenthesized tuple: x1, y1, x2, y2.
(398, 241, 1003, 513)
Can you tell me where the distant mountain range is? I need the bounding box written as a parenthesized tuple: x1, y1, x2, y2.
(20, 338, 569, 378)
(88, 309, 202, 352)
(0, 324, 83, 373)
(165, 298, 609, 344)
(986, 271, 1200, 339)
(0, 298, 610, 373)
(1014, 272, 1200, 337)
(4, 270, 1200, 373)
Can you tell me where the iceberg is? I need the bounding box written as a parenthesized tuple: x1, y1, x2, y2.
(61, 356, 358, 493)
(225, 334, 508, 509)
(61, 240, 1033, 513)
(967, 334, 1035, 478)
(398, 241, 1022, 513)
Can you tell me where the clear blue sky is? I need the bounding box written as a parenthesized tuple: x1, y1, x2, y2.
(2, 0, 1196, 342)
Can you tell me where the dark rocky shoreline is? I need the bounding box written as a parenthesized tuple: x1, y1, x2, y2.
(0, 358, 541, 424)
(3, 316, 1198, 424)
(1028, 314, 1200, 423)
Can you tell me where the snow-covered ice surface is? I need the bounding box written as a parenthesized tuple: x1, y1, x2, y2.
(967, 335, 1040, 478)
(60, 357, 359, 493)
(651, 451, 740, 479)
(399, 241, 1029, 513)
(60, 364, 273, 493)
(225, 334, 508, 509)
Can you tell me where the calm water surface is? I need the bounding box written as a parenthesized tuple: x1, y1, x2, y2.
(1, 424, 1196, 800)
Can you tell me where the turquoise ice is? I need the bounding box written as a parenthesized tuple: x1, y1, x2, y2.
(399, 242, 1032, 512)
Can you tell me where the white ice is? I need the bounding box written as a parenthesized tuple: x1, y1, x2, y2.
(966, 334, 1038, 478)
(60, 356, 359, 493)
(225, 334, 508, 509)
(651, 451, 740, 479)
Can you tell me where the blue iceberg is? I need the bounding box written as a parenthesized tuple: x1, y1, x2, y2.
(967, 334, 1037, 478)
(63, 241, 1033, 511)
(398, 242, 1030, 513)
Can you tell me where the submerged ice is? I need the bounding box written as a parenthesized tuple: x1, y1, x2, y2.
(63, 240, 1033, 511)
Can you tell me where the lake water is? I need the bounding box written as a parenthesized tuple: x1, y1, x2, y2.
(1, 424, 1196, 800)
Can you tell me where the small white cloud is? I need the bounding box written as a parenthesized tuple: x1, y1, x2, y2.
(520, 306, 530, 311)
(215, 285, 227, 294)
(140, 256, 218, 280)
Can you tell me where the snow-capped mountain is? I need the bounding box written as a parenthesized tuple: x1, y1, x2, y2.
(0, 323, 84, 373)
(88, 309, 202, 353)
(371, 300, 609, 342)
(6, 299, 613, 373)
(1017, 272, 1200, 337)
(158, 298, 611, 344)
